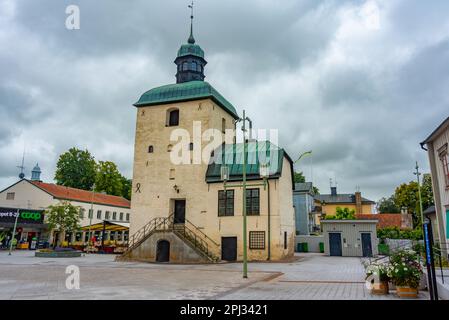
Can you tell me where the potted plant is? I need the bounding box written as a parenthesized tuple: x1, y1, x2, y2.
(389, 249, 423, 298)
(365, 262, 391, 295)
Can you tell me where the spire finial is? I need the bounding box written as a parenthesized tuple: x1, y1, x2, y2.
(188, 1, 195, 44)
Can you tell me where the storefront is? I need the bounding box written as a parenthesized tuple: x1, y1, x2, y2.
(0, 207, 47, 250)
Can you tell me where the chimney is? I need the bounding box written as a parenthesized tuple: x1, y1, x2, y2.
(355, 191, 362, 214)
(330, 186, 337, 196)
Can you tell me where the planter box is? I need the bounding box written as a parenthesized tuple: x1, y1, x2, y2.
(35, 251, 83, 258)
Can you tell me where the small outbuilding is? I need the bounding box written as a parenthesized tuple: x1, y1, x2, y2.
(321, 220, 378, 257)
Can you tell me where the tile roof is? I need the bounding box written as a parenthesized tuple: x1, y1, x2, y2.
(355, 214, 412, 229)
(29, 180, 130, 208)
(315, 193, 375, 204)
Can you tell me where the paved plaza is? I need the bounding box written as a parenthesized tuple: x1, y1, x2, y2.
(0, 251, 429, 300)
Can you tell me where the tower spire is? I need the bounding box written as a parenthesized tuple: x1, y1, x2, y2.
(188, 1, 195, 44)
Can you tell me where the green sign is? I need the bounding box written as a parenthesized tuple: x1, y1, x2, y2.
(20, 211, 42, 221)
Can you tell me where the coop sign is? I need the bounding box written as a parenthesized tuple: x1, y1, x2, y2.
(0, 207, 44, 224)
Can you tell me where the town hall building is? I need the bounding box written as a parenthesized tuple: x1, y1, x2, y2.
(120, 14, 295, 263)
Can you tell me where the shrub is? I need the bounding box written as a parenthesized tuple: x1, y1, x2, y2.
(365, 262, 391, 282)
(388, 249, 423, 288)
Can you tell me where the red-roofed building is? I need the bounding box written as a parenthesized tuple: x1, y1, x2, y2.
(0, 179, 131, 247)
(355, 213, 413, 230)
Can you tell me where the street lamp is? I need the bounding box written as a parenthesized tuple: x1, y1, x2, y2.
(8, 208, 20, 255)
(86, 183, 95, 254)
(222, 110, 269, 279)
(294, 150, 312, 164)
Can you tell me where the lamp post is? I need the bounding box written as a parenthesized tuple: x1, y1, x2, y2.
(8, 208, 20, 255)
(222, 110, 269, 279)
(294, 151, 312, 164)
(87, 183, 95, 254)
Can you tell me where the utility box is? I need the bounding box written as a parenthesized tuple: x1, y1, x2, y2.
(321, 220, 378, 257)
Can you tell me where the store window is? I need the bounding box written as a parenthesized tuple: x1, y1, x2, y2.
(246, 189, 260, 215)
(6, 192, 15, 200)
(249, 231, 265, 250)
(218, 190, 234, 216)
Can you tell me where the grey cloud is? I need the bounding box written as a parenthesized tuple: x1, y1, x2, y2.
(1, 0, 448, 203)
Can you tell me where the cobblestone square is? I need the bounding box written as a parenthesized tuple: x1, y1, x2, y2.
(0, 251, 429, 300)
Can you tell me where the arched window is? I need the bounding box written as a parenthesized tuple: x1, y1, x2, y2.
(148, 145, 154, 153)
(167, 109, 179, 126)
(189, 142, 194, 151)
(167, 144, 173, 152)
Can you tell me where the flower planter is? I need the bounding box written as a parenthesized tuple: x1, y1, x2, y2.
(371, 281, 389, 295)
(396, 286, 418, 298)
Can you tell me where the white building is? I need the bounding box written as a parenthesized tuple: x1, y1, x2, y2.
(421, 116, 449, 259)
(0, 167, 131, 246)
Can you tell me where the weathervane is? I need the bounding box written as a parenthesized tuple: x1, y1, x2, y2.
(17, 147, 26, 179)
(187, 1, 195, 44)
(188, 1, 194, 19)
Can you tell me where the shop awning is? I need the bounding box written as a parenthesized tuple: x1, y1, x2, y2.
(80, 221, 129, 232)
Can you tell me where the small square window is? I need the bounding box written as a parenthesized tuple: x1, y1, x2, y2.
(249, 231, 265, 250)
(6, 192, 15, 200)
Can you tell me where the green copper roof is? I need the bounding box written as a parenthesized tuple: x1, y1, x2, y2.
(206, 141, 294, 186)
(134, 81, 239, 119)
(177, 43, 205, 59)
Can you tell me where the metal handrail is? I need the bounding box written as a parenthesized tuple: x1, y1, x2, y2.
(184, 217, 220, 247)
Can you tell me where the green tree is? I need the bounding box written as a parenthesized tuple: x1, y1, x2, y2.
(95, 161, 124, 196)
(55, 148, 97, 190)
(313, 186, 320, 195)
(294, 171, 305, 183)
(325, 207, 355, 220)
(45, 201, 81, 246)
(120, 176, 132, 200)
(377, 195, 400, 213)
(394, 176, 433, 228)
(421, 173, 434, 208)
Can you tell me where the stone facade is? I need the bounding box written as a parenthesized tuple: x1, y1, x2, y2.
(130, 99, 295, 262)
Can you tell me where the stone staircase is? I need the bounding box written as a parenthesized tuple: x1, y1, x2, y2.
(116, 214, 220, 263)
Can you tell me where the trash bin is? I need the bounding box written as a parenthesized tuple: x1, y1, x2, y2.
(302, 242, 309, 253)
(319, 242, 324, 253)
(297, 243, 303, 252)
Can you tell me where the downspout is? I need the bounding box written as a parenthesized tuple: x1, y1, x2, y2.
(267, 179, 271, 261)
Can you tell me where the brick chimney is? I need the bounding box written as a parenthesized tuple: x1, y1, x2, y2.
(330, 186, 337, 196)
(355, 191, 362, 214)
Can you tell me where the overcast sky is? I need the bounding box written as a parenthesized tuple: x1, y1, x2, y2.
(1, 0, 448, 202)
